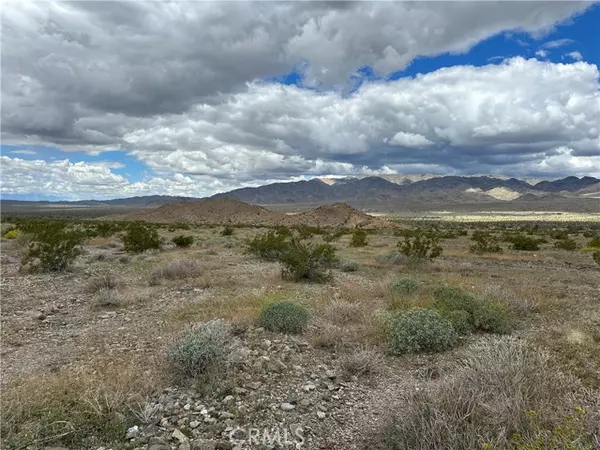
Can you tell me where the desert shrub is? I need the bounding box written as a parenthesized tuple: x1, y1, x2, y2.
(172, 235, 194, 248)
(86, 273, 122, 294)
(369, 337, 597, 450)
(324, 228, 348, 242)
(2, 228, 19, 240)
(246, 230, 289, 261)
(472, 301, 513, 334)
(397, 230, 442, 259)
(169, 319, 233, 378)
(391, 277, 420, 295)
(508, 234, 542, 251)
(550, 230, 570, 240)
(375, 251, 406, 265)
(340, 346, 383, 379)
(122, 222, 161, 253)
(433, 285, 480, 317)
(279, 238, 337, 282)
(94, 289, 121, 308)
(433, 285, 513, 335)
(443, 309, 474, 335)
(587, 237, 600, 249)
(554, 238, 578, 251)
(469, 231, 503, 254)
(350, 228, 368, 247)
(150, 260, 200, 284)
(21, 222, 84, 272)
(340, 260, 360, 272)
(259, 301, 309, 334)
(322, 299, 365, 326)
(388, 308, 457, 354)
(295, 225, 324, 239)
(591, 251, 600, 266)
(221, 225, 234, 236)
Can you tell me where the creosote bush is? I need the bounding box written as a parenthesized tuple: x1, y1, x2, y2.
(469, 231, 503, 254)
(246, 230, 289, 261)
(259, 301, 310, 334)
(221, 225, 234, 236)
(172, 235, 194, 248)
(397, 230, 442, 260)
(350, 228, 368, 247)
(509, 234, 542, 251)
(587, 237, 600, 249)
(279, 238, 337, 282)
(389, 308, 457, 354)
(553, 238, 577, 251)
(169, 319, 233, 379)
(122, 222, 161, 253)
(21, 222, 84, 272)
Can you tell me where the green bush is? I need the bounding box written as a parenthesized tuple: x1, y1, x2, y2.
(587, 237, 600, 249)
(21, 222, 83, 272)
(472, 301, 513, 334)
(443, 309, 474, 335)
(122, 222, 161, 253)
(246, 230, 289, 261)
(391, 277, 420, 295)
(349, 228, 368, 247)
(433, 285, 480, 317)
(340, 260, 360, 272)
(553, 238, 577, 251)
(509, 234, 541, 251)
(169, 319, 233, 378)
(397, 230, 442, 259)
(279, 238, 337, 282)
(221, 225, 234, 236)
(172, 235, 194, 248)
(470, 231, 503, 254)
(389, 308, 457, 354)
(259, 301, 310, 334)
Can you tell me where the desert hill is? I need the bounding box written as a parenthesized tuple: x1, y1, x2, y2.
(110, 198, 389, 228)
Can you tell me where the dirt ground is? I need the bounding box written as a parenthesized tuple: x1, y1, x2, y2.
(1, 223, 599, 449)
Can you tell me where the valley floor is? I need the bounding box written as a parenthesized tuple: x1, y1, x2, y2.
(1, 223, 599, 449)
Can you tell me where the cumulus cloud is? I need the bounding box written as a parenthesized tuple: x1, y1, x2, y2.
(535, 49, 549, 58)
(125, 57, 600, 177)
(1, 1, 598, 199)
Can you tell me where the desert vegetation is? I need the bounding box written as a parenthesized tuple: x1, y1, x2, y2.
(1, 215, 599, 449)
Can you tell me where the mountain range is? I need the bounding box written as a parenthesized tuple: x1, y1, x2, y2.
(1, 175, 599, 213)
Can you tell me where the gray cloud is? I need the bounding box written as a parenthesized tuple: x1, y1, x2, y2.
(1, 1, 598, 199)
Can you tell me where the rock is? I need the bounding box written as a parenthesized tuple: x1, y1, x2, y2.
(280, 402, 296, 411)
(191, 439, 217, 450)
(317, 411, 326, 420)
(248, 381, 261, 390)
(222, 395, 234, 404)
(147, 437, 171, 450)
(233, 387, 247, 395)
(189, 420, 201, 429)
(325, 370, 336, 379)
(302, 383, 316, 391)
(125, 425, 139, 439)
(299, 399, 311, 407)
(179, 443, 191, 450)
(172, 428, 189, 443)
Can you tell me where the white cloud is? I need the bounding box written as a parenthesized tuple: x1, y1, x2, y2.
(8, 150, 37, 155)
(566, 50, 584, 61)
(123, 58, 600, 179)
(535, 49, 549, 58)
(541, 38, 575, 49)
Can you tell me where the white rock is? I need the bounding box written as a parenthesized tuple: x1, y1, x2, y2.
(189, 420, 201, 429)
(280, 402, 296, 411)
(317, 411, 326, 420)
(172, 428, 188, 443)
(125, 425, 139, 439)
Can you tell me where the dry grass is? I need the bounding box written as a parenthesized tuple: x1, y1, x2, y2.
(370, 336, 599, 450)
(340, 346, 384, 379)
(86, 273, 123, 294)
(149, 259, 202, 284)
(1, 359, 164, 449)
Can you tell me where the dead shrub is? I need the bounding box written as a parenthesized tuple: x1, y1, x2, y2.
(86, 273, 122, 294)
(340, 346, 383, 379)
(149, 259, 201, 285)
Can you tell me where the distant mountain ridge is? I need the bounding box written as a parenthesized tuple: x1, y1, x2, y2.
(211, 175, 600, 208)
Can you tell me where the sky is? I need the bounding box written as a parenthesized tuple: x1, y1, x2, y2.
(1, 1, 599, 201)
